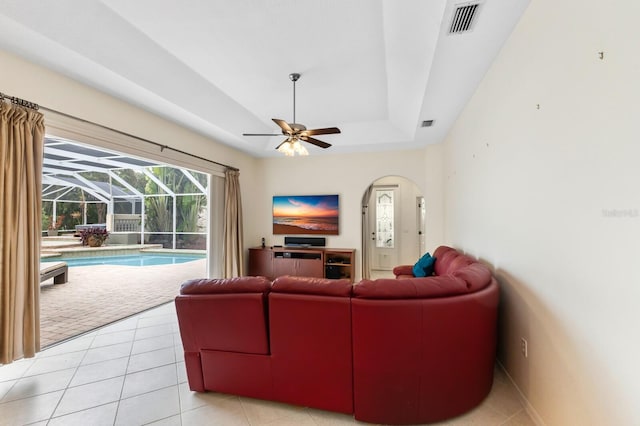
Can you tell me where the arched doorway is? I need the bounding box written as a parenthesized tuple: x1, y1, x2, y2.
(361, 176, 425, 279)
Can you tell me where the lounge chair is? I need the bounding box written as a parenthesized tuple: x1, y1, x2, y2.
(40, 261, 68, 284)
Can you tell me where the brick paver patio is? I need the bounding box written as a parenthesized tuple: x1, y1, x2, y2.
(39, 258, 207, 348)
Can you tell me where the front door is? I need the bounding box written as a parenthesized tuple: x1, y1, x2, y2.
(370, 187, 399, 270)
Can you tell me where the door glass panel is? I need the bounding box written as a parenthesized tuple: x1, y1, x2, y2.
(375, 189, 394, 248)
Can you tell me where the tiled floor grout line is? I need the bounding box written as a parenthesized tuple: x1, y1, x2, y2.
(112, 315, 141, 426)
(500, 408, 525, 425)
(172, 360, 185, 426)
(0, 361, 176, 419)
(8, 311, 180, 423)
(39, 325, 98, 424)
(238, 396, 258, 426)
(45, 400, 119, 425)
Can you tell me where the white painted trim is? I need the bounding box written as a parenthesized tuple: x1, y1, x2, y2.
(496, 361, 547, 426)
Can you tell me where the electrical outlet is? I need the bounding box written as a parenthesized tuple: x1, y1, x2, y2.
(521, 338, 528, 358)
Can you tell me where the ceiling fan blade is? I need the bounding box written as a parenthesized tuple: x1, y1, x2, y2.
(272, 118, 293, 134)
(242, 133, 282, 136)
(300, 135, 332, 149)
(275, 140, 288, 150)
(302, 127, 341, 136)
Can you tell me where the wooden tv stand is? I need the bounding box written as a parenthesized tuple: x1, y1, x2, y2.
(248, 247, 355, 282)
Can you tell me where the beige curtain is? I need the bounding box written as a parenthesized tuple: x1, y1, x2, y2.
(0, 101, 44, 364)
(223, 169, 244, 277)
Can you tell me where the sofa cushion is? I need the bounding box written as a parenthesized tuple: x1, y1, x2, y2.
(452, 263, 492, 292)
(272, 275, 352, 297)
(412, 252, 436, 277)
(433, 245, 455, 259)
(433, 249, 459, 276)
(353, 276, 470, 299)
(180, 276, 271, 295)
(448, 255, 475, 273)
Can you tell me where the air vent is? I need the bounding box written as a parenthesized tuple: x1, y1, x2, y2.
(421, 120, 434, 128)
(449, 3, 479, 34)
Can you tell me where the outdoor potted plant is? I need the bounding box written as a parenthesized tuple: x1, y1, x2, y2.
(79, 226, 109, 247)
(47, 215, 64, 236)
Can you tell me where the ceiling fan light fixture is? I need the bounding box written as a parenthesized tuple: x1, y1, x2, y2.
(277, 137, 308, 157)
(292, 139, 309, 156)
(277, 140, 294, 156)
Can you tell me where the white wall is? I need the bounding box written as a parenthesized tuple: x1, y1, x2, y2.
(253, 146, 444, 281)
(443, 0, 640, 424)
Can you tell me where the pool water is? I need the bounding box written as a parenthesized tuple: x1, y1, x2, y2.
(41, 253, 205, 268)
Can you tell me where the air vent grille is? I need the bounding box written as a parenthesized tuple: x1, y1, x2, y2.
(449, 3, 479, 34)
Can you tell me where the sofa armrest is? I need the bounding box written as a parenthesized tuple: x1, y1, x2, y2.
(392, 265, 415, 278)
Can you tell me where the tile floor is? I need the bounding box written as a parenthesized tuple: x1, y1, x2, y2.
(0, 302, 536, 426)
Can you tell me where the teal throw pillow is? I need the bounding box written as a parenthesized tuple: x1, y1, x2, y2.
(412, 252, 436, 277)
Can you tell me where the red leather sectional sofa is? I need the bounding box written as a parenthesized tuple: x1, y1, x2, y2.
(175, 246, 499, 424)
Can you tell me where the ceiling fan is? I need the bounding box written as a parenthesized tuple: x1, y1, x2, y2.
(242, 73, 341, 156)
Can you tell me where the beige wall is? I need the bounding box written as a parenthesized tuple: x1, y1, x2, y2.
(0, 49, 262, 264)
(0, 51, 252, 171)
(443, 0, 640, 424)
(253, 146, 444, 281)
(1, 49, 445, 281)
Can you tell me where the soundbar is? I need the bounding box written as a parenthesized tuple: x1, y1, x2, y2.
(284, 236, 326, 247)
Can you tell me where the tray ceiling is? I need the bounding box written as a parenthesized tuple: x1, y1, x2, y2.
(0, 0, 530, 157)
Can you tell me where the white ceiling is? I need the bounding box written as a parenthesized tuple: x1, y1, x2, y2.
(0, 0, 530, 157)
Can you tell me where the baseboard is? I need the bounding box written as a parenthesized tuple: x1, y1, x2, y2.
(496, 360, 547, 426)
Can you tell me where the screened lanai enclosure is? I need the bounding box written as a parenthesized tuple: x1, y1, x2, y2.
(42, 137, 208, 249)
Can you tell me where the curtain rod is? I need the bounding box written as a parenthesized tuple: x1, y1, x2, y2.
(41, 106, 239, 172)
(1, 90, 239, 171)
(0, 91, 40, 110)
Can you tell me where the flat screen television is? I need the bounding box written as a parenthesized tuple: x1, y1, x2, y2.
(272, 194, 339, 235)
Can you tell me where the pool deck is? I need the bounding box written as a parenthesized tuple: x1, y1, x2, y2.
(39, 237, 207, 348)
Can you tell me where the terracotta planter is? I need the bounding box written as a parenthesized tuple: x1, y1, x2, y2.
(87, 236, 104, 247)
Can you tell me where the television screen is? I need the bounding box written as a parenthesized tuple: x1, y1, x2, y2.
(273, 194, 339, 235)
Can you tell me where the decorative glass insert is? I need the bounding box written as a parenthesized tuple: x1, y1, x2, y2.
(375, 189, 394, 248)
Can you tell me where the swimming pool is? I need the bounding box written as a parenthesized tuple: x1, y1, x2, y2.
(41, 253, 205, 268)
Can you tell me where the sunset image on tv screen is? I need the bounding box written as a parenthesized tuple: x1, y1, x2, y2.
(273, 195, 339, 235)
